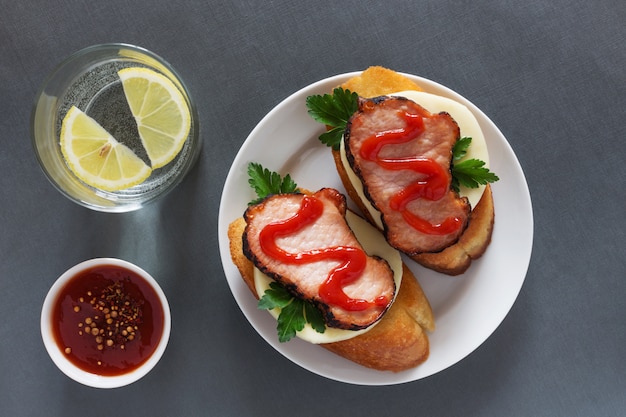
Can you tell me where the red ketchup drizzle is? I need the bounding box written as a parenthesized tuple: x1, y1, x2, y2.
(359, 110, 461, 235)
(259, 196, 389, 311)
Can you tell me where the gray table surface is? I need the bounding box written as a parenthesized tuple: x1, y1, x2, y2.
(2, 0, 624, 415)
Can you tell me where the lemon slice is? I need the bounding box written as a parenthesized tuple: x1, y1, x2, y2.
(60, 106, 152, 191)
(118, 67, 191, 169)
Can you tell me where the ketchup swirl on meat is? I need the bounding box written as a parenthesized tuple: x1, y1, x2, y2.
(345, 97, 470, 254)
(359, 109, 461, 235)
(259, 195, 389, 311)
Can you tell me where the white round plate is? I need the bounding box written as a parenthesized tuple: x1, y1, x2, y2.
(217, 72, 533, 385)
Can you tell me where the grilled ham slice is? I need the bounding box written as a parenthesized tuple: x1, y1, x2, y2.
(344, 96, 471, 254)
(242, 188, 396, 330)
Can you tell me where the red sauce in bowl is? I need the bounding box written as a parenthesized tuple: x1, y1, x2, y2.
(51, 264, 165, 376)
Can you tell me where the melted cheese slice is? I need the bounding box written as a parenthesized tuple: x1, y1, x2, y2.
(253, 210, 403, 344)
(340, 90, 490, 230)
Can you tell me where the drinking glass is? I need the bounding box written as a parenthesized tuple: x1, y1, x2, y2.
(31, 43, 201, 212)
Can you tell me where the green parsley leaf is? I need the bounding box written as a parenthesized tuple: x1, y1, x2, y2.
(452, 136, 472, 161)
(303, 301, 326, 334)
(276, 299, 307, 342)
(257, 282, 292, 310)
(318, 126, 346, 150)
(451, 158, 500, 192)
(306, 88, 359, 150)
(247, 162, 298, 205)
(451, 136, 499, 192)
(258, 282, 326, 342)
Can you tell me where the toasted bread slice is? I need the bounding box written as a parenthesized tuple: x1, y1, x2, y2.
(342, 66, 423, 96)
(228, 216, 435, 372)
(335, 66, 495, 275)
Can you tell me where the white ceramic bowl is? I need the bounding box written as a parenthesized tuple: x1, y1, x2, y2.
(40, 258, 171, 388)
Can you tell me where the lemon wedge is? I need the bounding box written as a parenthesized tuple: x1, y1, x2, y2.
(118, 67, 191, 169)
(60, 106, 152, 191)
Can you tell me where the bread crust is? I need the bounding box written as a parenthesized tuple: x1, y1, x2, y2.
(410, 185, 494, 275)
(341, 66, 424, 96)
(336, 66, 496, 275)
(228, 216, 435, 372)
